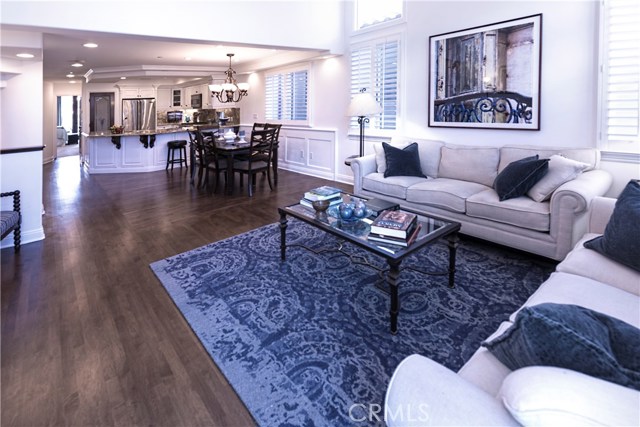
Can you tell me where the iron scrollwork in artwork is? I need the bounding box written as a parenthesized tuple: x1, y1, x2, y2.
(434, 91, 533, 124)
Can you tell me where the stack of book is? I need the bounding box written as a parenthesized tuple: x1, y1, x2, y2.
(300, 186, 343, 209)
(368, 209, 421, 247)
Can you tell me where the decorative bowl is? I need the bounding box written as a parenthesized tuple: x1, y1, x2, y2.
(311, 199, 330, 221)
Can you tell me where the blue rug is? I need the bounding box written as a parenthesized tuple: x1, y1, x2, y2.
(150, 219, 555, 426)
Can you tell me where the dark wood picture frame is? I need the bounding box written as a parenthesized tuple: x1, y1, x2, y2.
(428, 14, 542, 130)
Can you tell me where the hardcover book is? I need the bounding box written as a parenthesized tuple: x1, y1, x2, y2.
(368, 223, 422, 247)
(365, 198, 400, 215)
(304, 186, 343, 201)
(370, 210, 418, 238)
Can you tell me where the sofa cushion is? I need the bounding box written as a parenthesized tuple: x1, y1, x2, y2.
(406, 178, 489, 213)
(500, 367, 640, 427)
(374, 140, 411, 175)
(390, 136, 444, 178)
(466, 189, 550, 232)
(382, 142, 425, 178)
(493, 155, 549, 201)
(527, 155, 590, 202)
(584, 180, 640, 272)
(438, 145, 500, 187)
(362, 173, 428, 200)
(557, 233, 640, 296)
(483, 303, 640, 390)
(499, 146, 598, 173)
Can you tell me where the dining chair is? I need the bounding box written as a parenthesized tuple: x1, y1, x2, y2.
(188, 130, 205, 187)
(197, 131, 227, 194)
(233, 128, 277, 197)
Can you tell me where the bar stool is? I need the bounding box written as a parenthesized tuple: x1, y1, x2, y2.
(166, 140, 188, 170)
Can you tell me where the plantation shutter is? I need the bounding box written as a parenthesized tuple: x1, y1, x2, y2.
(350, 38, 399, 131)
(265, 68, 309, 124)
(602, 0, 640, 152)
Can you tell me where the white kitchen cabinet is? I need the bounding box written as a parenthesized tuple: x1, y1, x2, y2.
(279, 129, 335, 180)
(171, 88, 182, 107)
(120, 86, 155, 99)
(157, 88, 171, 108)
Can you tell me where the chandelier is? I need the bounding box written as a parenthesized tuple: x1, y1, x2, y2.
(209, 53, 249, 103)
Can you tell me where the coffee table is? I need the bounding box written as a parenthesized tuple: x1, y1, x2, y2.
(278, 196, 461, 334)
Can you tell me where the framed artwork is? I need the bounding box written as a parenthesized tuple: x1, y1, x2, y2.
(428, 14, 542, 130)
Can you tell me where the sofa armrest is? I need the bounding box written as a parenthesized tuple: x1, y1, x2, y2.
(350, 154, 377, 194)
(500, 366, 640, 426)
(385, 355, 518, 426)
(588, 196, 616, 235)
(550, 169, 613, 215)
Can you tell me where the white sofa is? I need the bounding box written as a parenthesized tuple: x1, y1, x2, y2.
(384, 197, 640, 426)
(350, 137, 613, 260)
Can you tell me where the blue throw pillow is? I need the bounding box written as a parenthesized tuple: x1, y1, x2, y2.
(584, 180, 640, 272)
(382, 142, 425, 178)
(494, 155, 549, 201)
(482, 303, 640, 390)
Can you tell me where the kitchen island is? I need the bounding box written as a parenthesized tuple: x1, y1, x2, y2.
(82, 128, 192, 174)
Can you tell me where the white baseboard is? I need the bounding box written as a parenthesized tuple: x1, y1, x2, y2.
(1, 227, 45, 249)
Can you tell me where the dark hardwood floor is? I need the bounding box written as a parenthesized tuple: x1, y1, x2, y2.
(1, 156, 351, 427)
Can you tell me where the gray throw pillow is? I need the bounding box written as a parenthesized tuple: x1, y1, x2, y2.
(584, 180, 640, 272)
(493, 155, 549, 201)
(482, 303, 640, 390)
(382, 142, 425, 178)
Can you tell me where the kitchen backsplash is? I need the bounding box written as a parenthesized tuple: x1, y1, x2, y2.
(157, 107, 239, 126)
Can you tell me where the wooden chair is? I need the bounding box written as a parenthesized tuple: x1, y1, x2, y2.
(1, 190, 21, 252)
(197, 131, 227, 194)
(233, 128, 277, 197)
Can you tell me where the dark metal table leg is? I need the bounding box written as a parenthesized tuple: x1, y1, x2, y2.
(279, 211, 288, 261)
(387, 259, 402, 334)
(446, 232, 460, 288)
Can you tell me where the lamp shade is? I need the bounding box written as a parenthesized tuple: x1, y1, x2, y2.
(347, 92, 382, 117)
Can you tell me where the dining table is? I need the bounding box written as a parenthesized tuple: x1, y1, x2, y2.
(191, 136, 280, 196)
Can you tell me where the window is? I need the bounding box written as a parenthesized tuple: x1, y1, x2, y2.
(265, 67, 309, 125)
(355, 0, 403, 30)
(350, 38, 399, 132)
(599, 0, 640, 155)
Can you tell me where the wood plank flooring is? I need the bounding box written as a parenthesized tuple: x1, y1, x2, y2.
(1, 157, 351, 426)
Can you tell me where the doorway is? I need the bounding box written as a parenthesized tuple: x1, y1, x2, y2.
(57, 95, 80, 158)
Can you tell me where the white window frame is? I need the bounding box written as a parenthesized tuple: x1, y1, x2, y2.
(597, 0, 640, 161)
(264, 64, 311, 127)
(350, 35, 402, 137)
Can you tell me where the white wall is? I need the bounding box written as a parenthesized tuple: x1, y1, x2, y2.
(0, 30, 45, 248)
(339, 0, 637, 195)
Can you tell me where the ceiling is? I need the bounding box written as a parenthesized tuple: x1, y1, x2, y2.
(24, 28, 325, 85)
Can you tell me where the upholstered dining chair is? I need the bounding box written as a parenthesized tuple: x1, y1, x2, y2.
(233, 128, 277, 197)
(1, 190, 21, 252)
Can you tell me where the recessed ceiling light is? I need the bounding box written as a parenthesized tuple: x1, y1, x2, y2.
(68, 80, 77, 84)
(71, 61, 84, 67)
(66, 73, 75, 78)
(184, 56, 192, 61)
(120, 77, 127, 80)
(16, 53, 34, 58)
(83, 42, 98, 48)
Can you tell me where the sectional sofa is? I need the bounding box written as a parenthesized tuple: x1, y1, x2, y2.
(384, 195, 640, 426)
(350, 137, 613, 260)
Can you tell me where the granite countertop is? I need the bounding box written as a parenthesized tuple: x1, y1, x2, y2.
(84, 128, 187, 138)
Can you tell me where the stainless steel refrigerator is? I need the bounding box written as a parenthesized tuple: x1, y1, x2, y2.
(122, 98, 156, 132)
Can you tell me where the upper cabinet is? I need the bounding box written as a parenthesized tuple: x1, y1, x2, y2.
(172, 89, 182, 107)
(120, 86, 156, 99)
(157, 88, 171, 108)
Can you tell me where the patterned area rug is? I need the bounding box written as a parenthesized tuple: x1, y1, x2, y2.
(150, 219, 555, 426)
